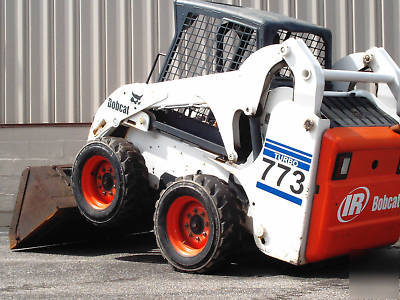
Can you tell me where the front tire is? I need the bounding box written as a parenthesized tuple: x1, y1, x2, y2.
(72, 137, 148, 227)
(154, 174, 240, 273)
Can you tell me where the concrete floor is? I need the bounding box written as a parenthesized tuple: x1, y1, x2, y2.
(0, 227, 398, 299)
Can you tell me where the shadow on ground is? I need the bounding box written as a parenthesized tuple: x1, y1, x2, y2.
(13, 231, 353, 279)
(14, 230, 400, 280)
(16, 231, 159, 257)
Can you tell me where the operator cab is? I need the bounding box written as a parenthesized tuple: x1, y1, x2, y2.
(150, 0, 332, 161)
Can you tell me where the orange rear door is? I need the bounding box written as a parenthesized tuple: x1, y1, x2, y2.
(306, 126, 400, 263)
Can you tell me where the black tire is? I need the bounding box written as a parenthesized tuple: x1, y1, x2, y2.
(72, 137, 148, 227)
(154, 174, 240, 273)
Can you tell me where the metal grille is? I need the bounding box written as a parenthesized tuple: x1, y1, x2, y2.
(276, 29, 327, 77)
(321, 95, 398, 127)
(161, 12, 257, 81)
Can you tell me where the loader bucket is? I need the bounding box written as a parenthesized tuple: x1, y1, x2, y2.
(9, 165, 99, 250)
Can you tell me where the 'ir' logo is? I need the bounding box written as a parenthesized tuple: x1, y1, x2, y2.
(337, 187, 370, 223)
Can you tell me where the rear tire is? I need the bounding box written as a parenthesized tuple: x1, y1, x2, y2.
(72, 137, 148, 227)
(154, 174, 240, 273)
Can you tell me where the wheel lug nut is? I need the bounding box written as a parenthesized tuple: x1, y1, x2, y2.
(195, 236, 200, 241)
(108, 168, 112, 172)
(200, 212, 205, 217)
(193, 208, 198, 213)
(102, 191, 106, 195)
(205, 222, 209, 227)
(203, 232, 207, 237)
(109, 192, 113, 196)
(189, 233, 193, 237)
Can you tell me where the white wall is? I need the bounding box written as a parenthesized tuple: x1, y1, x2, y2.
(0, 0, 399, 124)
(0, 125, 89, 226)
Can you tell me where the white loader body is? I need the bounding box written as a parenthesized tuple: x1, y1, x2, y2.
(87, 39, 400, 265)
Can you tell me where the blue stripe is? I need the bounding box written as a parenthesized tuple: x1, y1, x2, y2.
(256, 181, 302, 206)
(297, 161, 310, 172)
(263, 149, 310, 172)
(263, 149, 277, 159)
(266, 138, 312, 158)
(265, 143, 312, 163)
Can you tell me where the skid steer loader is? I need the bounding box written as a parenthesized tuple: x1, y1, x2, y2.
(10, 0, 400, 273)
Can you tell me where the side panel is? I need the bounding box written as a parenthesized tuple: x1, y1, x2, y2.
(234, 100, 330, 265)
(306, 127, 400, 263)
(125, 128, 230, 190)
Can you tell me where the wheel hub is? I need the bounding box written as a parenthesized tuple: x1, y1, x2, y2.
(102, 173, 114, 191)
(189, 214, 204, 235)
(81, 155, 117, 210)
(166, 196, 210, 257)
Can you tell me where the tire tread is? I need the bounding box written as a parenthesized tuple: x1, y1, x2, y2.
(73, 137, 149, 227)
(154, 174, 242, 274)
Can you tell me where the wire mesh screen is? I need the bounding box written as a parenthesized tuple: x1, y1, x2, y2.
(276, 29, 327, 77)
(158, 13, 328, 128)
(161, 12, 257, 82)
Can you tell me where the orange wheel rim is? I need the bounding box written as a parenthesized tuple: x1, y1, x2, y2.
(166, 196, 210, 257)
(81, 155, 117, 210)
